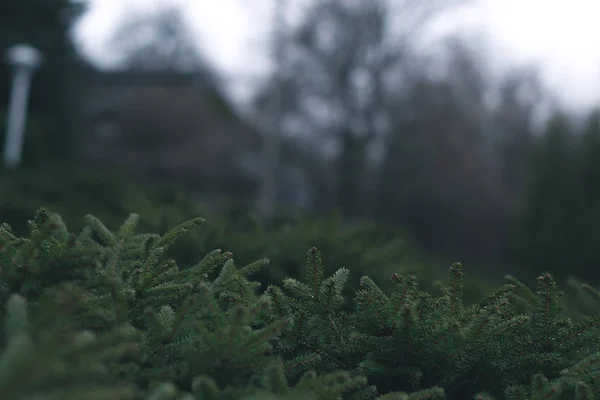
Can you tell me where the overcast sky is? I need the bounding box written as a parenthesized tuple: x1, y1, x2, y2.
(72, 0, 600, 111)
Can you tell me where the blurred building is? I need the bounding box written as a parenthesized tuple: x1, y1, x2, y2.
(74, 68, 261, 202)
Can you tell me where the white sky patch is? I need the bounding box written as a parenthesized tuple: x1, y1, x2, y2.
(73, 0, 600, 110)
(479, 0, 600, 110)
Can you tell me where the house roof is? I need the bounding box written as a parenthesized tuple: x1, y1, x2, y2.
(75, 67, 263, 184)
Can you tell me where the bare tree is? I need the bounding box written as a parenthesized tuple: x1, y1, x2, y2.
(256, 0, 288, 218)
(253, 0, 470, 217)
(108, 4, 211, 74)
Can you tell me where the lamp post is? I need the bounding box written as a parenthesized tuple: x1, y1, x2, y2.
(3, 43, 43, 169)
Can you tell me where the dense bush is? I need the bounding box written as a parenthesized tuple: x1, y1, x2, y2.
(0, 167, 207, 234)
(0, 168, 500, 305)
(1, 209, 600, 399)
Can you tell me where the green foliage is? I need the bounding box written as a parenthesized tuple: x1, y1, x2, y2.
(0, 289, 138, 399)
(0, 209, 383, 399)
(274, 252, 600, 399)
(559, 275, 600, 321)
(3, 209, 600, 399)
(185, 212, 431, 307)
(0, 167, 207, 237)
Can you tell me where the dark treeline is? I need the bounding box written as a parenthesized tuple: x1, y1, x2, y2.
(513, 111, 600, 284)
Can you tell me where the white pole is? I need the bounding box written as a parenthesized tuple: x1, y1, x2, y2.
(4, 67, 34, 168)
(3, 43, 42, 170)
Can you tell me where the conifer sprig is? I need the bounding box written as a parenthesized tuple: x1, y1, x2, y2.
(3, 209, 600, 399)
(0, 292, 138, 400)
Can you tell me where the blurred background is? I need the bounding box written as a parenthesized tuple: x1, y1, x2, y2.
(2, 0, 600, 299)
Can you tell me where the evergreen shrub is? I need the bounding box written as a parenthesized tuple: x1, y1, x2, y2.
(1, 209, 600, 399)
